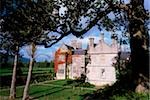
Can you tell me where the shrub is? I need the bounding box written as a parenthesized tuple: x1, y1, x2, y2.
(75, 74, 86, 83)
(66, 78, 95, 88)
(78, 82, 95, 88)
(32, 74, 54, 83)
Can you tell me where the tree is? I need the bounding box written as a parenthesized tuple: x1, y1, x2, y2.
(1, 0, 57, 99)
(1, 17, 23, 100)
(1, 0, 149, 94)
(22, 43, 37, 100)
(42, 0, 149, 92)
(0, 32, 19, 100)
(127, 0, 149, 92)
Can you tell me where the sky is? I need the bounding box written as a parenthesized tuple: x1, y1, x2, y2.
(20, 0, 150, 62)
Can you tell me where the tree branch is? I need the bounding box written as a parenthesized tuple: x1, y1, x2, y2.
(70, 6, 113, 37)
(113, 4, 129, 11)
(44, 32, 70, 48)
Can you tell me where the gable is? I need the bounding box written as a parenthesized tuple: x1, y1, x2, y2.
(94, 41, 115, 53)
(60, 44, 69, 52)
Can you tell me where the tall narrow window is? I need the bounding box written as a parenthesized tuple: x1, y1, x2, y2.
(100, 68, 105, 79)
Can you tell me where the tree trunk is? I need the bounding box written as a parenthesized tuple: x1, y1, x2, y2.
(22, 43, 36, 100)
(129, 0, 149, 92)
(9, 45, 19, 100)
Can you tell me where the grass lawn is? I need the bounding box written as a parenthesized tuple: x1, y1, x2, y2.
(0, 80, 95, 100)
(0, 80, 149, 100)
(44, 79, 68, 85)
(0, 67, 53, 76)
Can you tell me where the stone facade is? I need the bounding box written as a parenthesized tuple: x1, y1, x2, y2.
(71, 49, 86, 79)
(86, 33, 118, 86)
(54, 44, 73, 79)
(54, 33, 124, 86)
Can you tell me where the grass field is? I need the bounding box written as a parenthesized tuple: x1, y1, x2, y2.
(0, 68, 149, 100)
(0, 80, 95, 100)
(0, 67, 53, 76)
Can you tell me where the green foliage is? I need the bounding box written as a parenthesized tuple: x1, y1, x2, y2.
(66, 79, 95, 88)
(81, 58, 148, 99)
(77, 82, 95, 88)
(110, 92, 149, 100)
(82, 81, 149, 100)
(1, 0, 58, 49)
(112, 54, 132, 81)
(34, 61, 54, 68)
(32, 74, 54, 83)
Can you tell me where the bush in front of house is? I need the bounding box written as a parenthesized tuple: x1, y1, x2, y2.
(31, 74, 54, 83)
(78, 82, 95, 88)
(66, 74, 95, 88)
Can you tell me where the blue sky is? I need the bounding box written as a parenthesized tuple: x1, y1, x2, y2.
(20, 0, 150, 62)
(20, 27, 128, 62)
(20, 26, 115, 62)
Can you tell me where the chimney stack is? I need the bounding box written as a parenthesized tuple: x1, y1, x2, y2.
(111, 31, 117, 45)
(71, 40, 77, 49)
(77, 42, 82, 49)
(100, 32, 104, 42)
(89, 37, 94, 48)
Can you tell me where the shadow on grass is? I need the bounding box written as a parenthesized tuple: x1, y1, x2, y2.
(15, 86, 65, 99)
(81, 73, 149, 100)
(32, 87, 66, 99)
(16, 87, 55, 98)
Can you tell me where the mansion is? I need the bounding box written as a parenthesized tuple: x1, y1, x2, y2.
(54, 33, 130, 86)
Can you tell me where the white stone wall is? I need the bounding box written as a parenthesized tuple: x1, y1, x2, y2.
(86, 64, 116, 86)
(86, 39, 118, 86)
(72, 55, 85, 79)
(68, 64, 73, 79)
(56, 35, 119, 86)
(56, 64, 66, 79)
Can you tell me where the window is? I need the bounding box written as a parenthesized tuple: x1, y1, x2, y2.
(58, 69, 64, 74)
(100, 68, 106, 79)
(59, 55, 65, 61)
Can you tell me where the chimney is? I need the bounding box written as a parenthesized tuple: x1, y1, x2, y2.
(77, 42, 82, 49)
(100, 32, 104, 42)
(89, 37, 94, 48)
(111, 32, 117, 46)
(71, 40, 77, 49)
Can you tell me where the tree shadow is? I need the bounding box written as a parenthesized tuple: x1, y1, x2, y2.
(81, 66, 136, 100)
(16, 87, 54, 98)
(16, 86, 66, 99)
(31, 87, 66, 99)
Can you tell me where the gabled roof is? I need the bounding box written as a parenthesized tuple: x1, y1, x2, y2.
(59, 43, 74, 51)
(73, 49, 87, 55)
(64, 44, 74, 50)
(95, 41, 115, 52)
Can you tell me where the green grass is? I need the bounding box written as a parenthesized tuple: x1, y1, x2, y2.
(0, 80, 94, 100)
(37, 87, 92, 100)
(0, 80, 149, 100)
(0, 67, 53, 76)
(44, 80, 67, 85)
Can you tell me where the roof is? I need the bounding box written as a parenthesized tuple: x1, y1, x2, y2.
(87, 43, 97, 50)
(65, 44, 74, 50)
(73, 49, 87, 55)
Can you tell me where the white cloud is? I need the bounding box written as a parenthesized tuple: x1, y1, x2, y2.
(37, 45, 46, 50)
